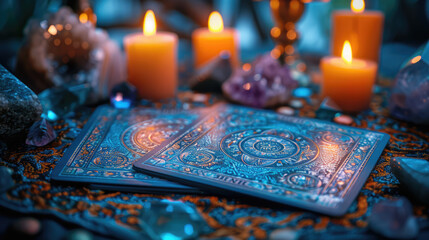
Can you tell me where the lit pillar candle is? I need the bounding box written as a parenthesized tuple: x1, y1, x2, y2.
(192, 11, 239, 68)
(321, 41, 377, 113)
(332, 0, 384, 63)
(124, 10, 178, 100)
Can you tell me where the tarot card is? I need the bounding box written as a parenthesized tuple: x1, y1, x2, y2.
(51, 105, 204, 192)
(133, 103, 390, 215)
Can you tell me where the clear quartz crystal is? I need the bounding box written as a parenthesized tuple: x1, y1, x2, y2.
(389, 57, 429, 125)
(138, 200, 210, 240)
(38, 86, 80, 121)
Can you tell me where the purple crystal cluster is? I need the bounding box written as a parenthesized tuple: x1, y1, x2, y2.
(222, 54, 298, 108)
(389, 59, 429, 125)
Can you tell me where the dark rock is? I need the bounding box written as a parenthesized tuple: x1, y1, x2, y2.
(391, 157, 429, 205)
(0, 65, 43, 138)
(25, 118, 57, 147)
(369, 197, 418, 239)
(190, 52, 232, 93)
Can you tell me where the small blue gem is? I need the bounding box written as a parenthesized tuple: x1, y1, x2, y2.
(293, 87, 312, 98)
(110, 82, 137, 109)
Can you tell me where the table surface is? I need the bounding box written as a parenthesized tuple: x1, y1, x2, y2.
(1, 79, 429, 240)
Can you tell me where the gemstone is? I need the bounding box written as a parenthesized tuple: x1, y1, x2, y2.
(11, 217, 41, 236)
(289, 100, 303, 109)
(292, 87, 312, 98)
(0, 65, 43, 137)
(369, 197, 418, 239)
(269, 228, 298, 240)
(389, 53, 429, 125)
(138, 200, 211, 240)
(333, 114, 353, 125)
(277, 106, 295, 116)
(65, 229, 93, 240)
(25, 118, 57, 147)
(190, 52, 232, 93)
(391, 157, 429, 205)
(191, 93, 208, 103)
(110, 82, 137, 109)
(38, 87, 80, 121)
(0, 166, 14, 193)
(222, 54, 298, 108)
(316, 97, 342, 121)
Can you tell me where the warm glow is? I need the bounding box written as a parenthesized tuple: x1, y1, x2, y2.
(242, 63, 251, 72)
(341, 41, 353, 64)
(208, 11, 224, 33)
(351, 0, 365, 13)
(411, 55, 421, 64)
(143, 10, 156, 36)
(47, 25, 57, 35)
(79, 13, 88, 23)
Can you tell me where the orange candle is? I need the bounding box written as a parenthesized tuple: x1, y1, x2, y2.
(332, 0, 384, 63)
(124, 10, 178, 100)
(321, 41, 377, 113)
(192, 11, 239, 68)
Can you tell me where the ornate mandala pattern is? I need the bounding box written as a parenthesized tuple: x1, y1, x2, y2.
(220, 128, 319, 168)
(92, 153, 128, 169)
(179, 149, 216, 167)
(121, 119, 188, 155)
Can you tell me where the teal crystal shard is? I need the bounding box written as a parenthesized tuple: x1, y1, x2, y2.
(138, 200, 211, 240)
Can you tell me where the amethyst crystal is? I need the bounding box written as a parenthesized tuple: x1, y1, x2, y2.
(369, 197, 418, 239)
(26, 118, 57, 146)
(222, 54, 298, 108)
(110, 82, 137, 109)
(389, 55, 429, 125)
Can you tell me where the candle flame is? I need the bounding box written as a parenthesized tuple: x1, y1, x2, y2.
(351, 0, 365, 13)
(342, 41, 353, 64)
(143, 10, 156, 36)
(208, 11, 224, 33)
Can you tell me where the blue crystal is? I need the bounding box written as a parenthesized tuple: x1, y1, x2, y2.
(110, 82, 137, 109)
(38, 87, 80, 121)
(138, 200, 211, 240)
(292, 87, 312, 98)
(0, 166, 14, 193)
(26, 118, 57, 147)
(369, 197, 418, 239)
(391, 157, 429, 204)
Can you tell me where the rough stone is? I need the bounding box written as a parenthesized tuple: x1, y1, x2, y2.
(369, 197, 418, 239)
(0, 166, 14, 193)
(0, 65, 43, 138)
(391, 157, 429, 205)
(25, 118, 57, 147)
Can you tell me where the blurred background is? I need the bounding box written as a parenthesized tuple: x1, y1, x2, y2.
(0, 0, 428, 78)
